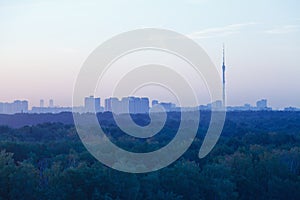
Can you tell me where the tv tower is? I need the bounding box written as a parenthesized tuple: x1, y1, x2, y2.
(222, 44, 226, 107)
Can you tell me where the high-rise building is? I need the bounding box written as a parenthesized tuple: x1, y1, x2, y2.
(256, 99, 267, 109)
(105, 97, 119, 112)
(104, 97, 150, 114)
(20, 100, 28, 113)
(49, 99, 54, 108)
(84, 96, 101, 113)
(141, 97, 150, 113)
(40, 99, 44, 108)
(0, 103, 3, 113)
(128, 97, 135, 114)
(0, 100, 28, 114)
(152, 100, 158, 107)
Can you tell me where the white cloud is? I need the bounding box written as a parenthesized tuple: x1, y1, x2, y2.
(265, 25, 299, 34)
(187, 22, 257, 39)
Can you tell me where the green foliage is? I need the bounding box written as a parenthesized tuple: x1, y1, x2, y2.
(0, 111, 299, 199)
(0, 150, 15, 199)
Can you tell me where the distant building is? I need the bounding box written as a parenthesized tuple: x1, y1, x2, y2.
(256, 99, 267, 109)
(150, 100, 176, 112)
(30, 99, 75, 114)
(226, 103, 254, 111)
(105, 97, 119, 112)
(104, 97, 149, 114)
(40, 99, 44, 108)
(31, 106, 72, 114)
(84, 96, 101, 113)
(49, 99, 54, 108)
(141, 97, 150, 113)
(152, 100, 159, 107)
(225, 99, 272, 111)
(244, 104, 251, 110)
(127, 97, 135, 114)
(200, 100, 223, 111)
(0, 100, 28, 114)
(284, 107, 300, 111)
(211, 100, 223, 111)
(199, 104, 210, 111)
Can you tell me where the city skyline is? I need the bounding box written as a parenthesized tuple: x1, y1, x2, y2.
(2, 95, 298, 115)
(0, 1, 300, 109)
(0, 44, 297, 110)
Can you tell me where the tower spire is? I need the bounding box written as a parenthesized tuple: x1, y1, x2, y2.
(222, 43, 225, 66)
(222, 44, 226, 108)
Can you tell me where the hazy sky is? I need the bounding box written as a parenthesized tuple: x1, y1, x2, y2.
(0, 0, 299, 109)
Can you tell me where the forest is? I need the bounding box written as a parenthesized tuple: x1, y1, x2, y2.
(0, 111, 300, 200)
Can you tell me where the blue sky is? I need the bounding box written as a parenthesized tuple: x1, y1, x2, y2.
(0, 0, 299, 109)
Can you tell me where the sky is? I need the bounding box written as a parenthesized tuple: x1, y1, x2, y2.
(0, 0, 299, 109)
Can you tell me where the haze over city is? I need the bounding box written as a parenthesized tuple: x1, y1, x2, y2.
(0, 0, 300, 109)
(1, 2, 300, 199)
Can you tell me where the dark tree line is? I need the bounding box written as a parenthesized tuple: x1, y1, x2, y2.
(0, 111, 300, 199)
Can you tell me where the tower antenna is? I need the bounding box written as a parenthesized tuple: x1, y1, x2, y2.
(222, 44, 226, 108)
(222, 43, 225, 66)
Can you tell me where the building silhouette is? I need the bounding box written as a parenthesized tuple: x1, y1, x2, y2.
(84, 96, 101, 113)
(0, 100, 28, 114)
(105, 97, 119, 112)
(31, 98, 72, 114)
(256, 99, 269, 110)
(49, 99, 54, 108)
(104, 97, 149, 114)
(40, 99, 44, 108)
(152, 100, 158, 107)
